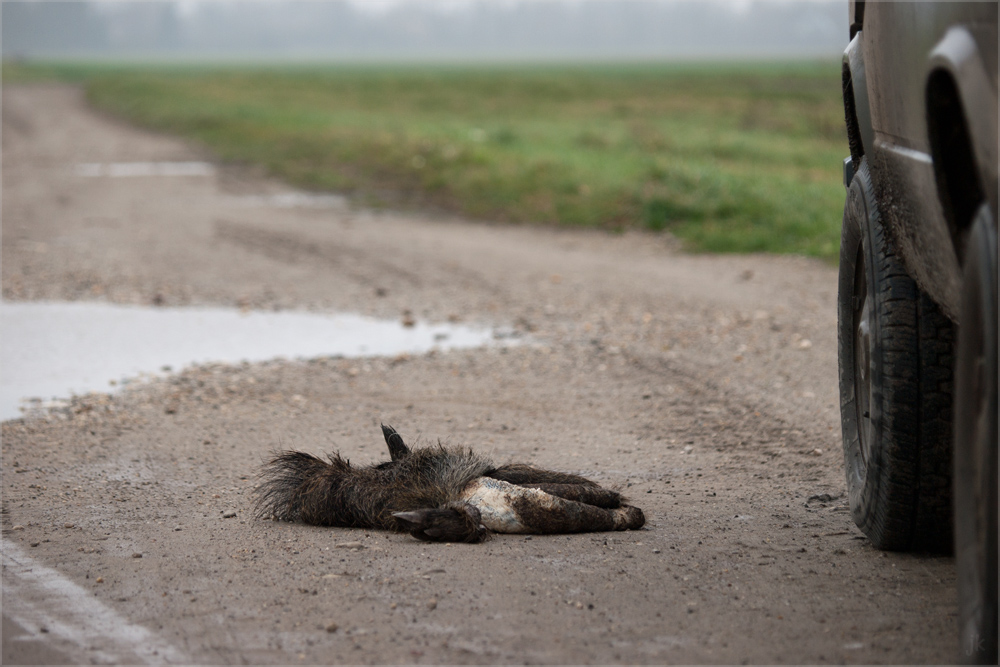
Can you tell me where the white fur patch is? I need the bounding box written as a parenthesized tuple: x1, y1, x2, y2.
(459, 477, 553, 533)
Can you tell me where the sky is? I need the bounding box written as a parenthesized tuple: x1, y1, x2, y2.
(2, 0, 848, 61)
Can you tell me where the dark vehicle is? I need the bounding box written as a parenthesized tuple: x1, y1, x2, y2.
(838, 1, 996, 663)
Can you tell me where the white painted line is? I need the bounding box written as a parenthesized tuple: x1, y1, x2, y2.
(233, 192, 348, 209)
(2, 540, 187, 664)
(75, 162, 215, 177)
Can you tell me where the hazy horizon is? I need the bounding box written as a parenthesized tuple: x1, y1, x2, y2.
(3, 0, 848, 62)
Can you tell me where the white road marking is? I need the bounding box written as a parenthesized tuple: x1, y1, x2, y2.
(2, 540, 187, 664)
(75, 161, 215, 177)
(232, 192, 348, 209)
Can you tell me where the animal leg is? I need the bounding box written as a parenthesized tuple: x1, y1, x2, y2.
(516, 483, 623, 508)
(487, 463, 599, 487)
(380, 423, 411, 461)
(462, 478, 644, 534)
(511, 493, 644, 534)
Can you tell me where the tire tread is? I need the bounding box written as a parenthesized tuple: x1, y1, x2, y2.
(837, 159, 954, 552)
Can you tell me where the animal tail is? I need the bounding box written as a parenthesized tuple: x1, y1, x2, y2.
(254, 450, 350, 523)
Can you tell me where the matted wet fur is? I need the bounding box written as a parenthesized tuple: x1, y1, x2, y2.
(254, 424, 645, 543)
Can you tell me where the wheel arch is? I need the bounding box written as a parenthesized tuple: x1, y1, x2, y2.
(925, 26, 999, 265)
(842, 31, 873, 173)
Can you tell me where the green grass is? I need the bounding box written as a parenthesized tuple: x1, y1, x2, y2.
(5, 61, 848, 258)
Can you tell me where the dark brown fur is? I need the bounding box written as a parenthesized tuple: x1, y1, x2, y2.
(254, 424, 642, 542)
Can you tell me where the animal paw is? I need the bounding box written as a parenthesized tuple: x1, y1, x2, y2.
(380, 423, 411, 461)
(614, 504, 646, 530)
(392, 504, 487, 543)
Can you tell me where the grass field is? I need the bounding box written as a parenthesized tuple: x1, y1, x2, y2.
(5, 61, 847, 259)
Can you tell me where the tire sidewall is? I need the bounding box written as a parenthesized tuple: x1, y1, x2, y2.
(838, 159, 885, 538)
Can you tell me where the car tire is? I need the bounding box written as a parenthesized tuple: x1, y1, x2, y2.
(953, 205, 998, 665)
(837, 158, 955, 552)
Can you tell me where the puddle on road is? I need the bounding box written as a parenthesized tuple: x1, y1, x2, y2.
(1, 301, 516, 421)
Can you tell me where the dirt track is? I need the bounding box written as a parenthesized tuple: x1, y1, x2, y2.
(1, 83, 957, 664)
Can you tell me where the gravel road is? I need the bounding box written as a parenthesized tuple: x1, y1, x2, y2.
(2, 83, 957, 664)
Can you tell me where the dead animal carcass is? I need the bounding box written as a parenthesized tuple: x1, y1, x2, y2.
(254, 424, 645, 542)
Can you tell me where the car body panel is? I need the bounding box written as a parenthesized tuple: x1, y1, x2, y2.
(843, 1, 997, 321)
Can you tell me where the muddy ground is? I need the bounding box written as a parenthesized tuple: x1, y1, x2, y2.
(1, 84, 957, 664)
